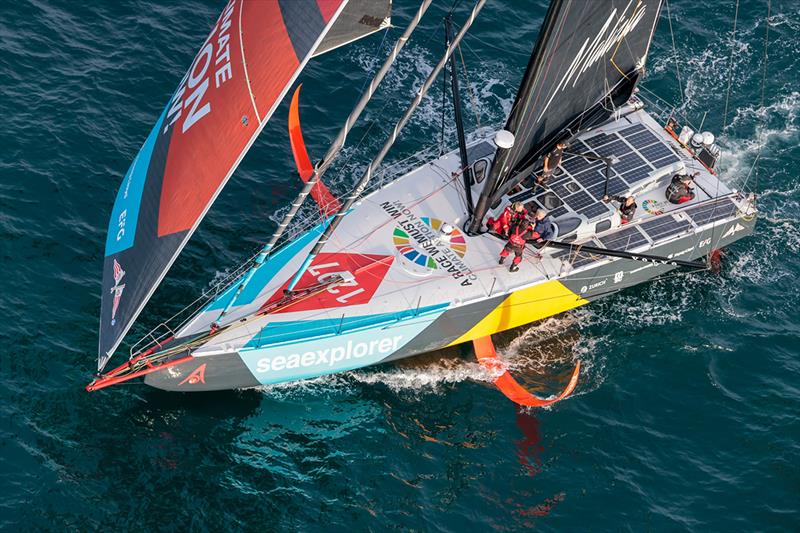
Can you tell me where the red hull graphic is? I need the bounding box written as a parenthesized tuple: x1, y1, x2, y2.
(262, 253, 393, 313)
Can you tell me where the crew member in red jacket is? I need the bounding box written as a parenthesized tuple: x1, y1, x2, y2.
(498, 210, 555, 272)
(487, 201, 527, 237)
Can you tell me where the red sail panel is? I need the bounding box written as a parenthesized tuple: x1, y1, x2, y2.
(99, 0, 350, 369)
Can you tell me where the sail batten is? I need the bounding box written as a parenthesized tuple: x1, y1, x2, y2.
(98, 0, 389, 371)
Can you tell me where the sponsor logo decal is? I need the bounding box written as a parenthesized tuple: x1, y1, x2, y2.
(255, 336, 403, 374)
(642, 199, 665, 215)
(381, 201, 476, 286)
(110, 259, 126, 326)
(263, 253, 393, 313)
(722, 223, 745, 239)
(179, 363, 207, 386)
(580, 279, 607, 293)
(163, 0, 236, 135)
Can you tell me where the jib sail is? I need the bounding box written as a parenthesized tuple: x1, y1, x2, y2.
(471, 0, 663, 228)
(98, 0, 388, 371)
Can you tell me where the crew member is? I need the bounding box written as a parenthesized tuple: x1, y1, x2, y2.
(498, 209, 555, 272)
(499, 219, 534, 272)
(487, 201, 528, 237)
(530, 208, 555, 247)
(537, 141, 567, 185)
(604, 194, 637, 224)
(666, 171, 698, 204)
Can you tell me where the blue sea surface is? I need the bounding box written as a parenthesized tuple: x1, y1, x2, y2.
(1, 1, 798, 530)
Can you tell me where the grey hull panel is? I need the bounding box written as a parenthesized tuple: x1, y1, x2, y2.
(144, 352, 260, 392)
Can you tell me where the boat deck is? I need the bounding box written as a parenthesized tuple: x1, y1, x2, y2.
(172, 106, 750, 357)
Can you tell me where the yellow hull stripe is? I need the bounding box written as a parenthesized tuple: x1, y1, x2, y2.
(448, 280, 588, 346)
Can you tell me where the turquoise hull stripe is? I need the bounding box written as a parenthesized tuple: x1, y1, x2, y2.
(239, 305, 449, 385)
(244, 303, 449, 349)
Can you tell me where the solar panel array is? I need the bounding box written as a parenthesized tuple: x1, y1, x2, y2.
(500, 121, 683, 222)
(685, 197, 739, 226)
(639, 216, 693, 241)
(598, 225, 649, 251)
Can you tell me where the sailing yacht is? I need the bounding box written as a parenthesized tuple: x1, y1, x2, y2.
(89, 0, 757, 394)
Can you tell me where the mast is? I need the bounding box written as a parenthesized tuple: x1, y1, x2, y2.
(467, 0, 563, 235)
(213, 0, 434, 323)
(287, 0, 488, 292)
(445, 15, 474, 218)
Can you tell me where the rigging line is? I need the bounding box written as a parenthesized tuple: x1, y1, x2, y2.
(664, 0, 686, 116)
(440, 29, 448, 156)
(754, 0, 771, 199)
(357, 22, 392, 97)
(334, 22, 447, 184)
(445, 21, 483, 128)
(735, 0, 771, 196)
(457, 35, 481, 128)
(722, 0, 741, 130)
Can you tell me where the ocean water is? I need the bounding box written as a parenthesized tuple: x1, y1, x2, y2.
(1, 0, 798, 530)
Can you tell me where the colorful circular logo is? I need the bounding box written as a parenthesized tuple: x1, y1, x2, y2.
(392, 217, 467, 271)
(642, 199, 664, 215)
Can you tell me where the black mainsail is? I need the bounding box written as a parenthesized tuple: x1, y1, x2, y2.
(470, 0, 663, 231)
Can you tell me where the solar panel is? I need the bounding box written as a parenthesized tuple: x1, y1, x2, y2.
(466, 141, 495, 161)
(621, 166, 652, 185)
(548, 172, 571, 186)
(599, 225, 649, 251)
(613, 152, 647, 173)
(605, 177, 627, 196)
(651, 154, 681, 168)
(594, 139, 629, 158)
(639, 215, 693, 241)
(579, 202, 612, 220)
(586, 182, 606, 199)
(625, 130, 660, 149)
(562, 155, 595, 175)
(584, 133, 614, 148)
(573, 169, 606, 188)
(685, 198, 739, 226)
(639, 143, 675, 162)
(564, 190, 594, 211)
(619, 123, 647, 136)
(550, 182, 572, 198)
(509, 189, 535, 203)
(550, 205, 569, 218)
